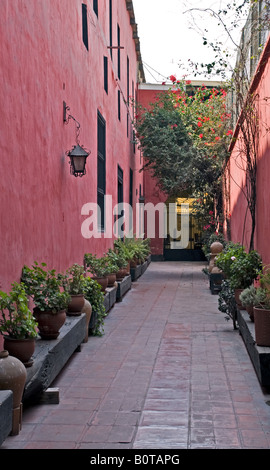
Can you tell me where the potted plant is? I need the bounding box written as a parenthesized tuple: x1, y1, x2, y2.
(252, 268, 270, 346)
(82, 277, 106, 336)
(239, 285, 257, 321)
(65, 264, 85, 315)
(215, 243, 262, 308)
(107, 248, 128, 281)
(84, 253, 110, 291)
(21, 262, 70, 340)
(0, 282, 38, 366)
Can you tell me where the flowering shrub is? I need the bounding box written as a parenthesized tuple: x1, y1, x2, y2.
(215, 243, 262, 289)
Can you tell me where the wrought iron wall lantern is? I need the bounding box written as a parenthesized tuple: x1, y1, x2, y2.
(63, 101, 90, 177)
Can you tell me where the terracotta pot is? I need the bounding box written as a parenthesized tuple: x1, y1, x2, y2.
(116, 268, 126, 281)
(234, 289, 245, 309)
(0, 350, 27, 435)
(68, 294, 85, 315)
(93, 276, 108, 292)
(130, 258, 139, 268)
(34, 308, 66, 340)
(107, 273, 116, 287)
(3, 336, 36, 367)
(253, 307, 270, 346)
(246, 305, 254, 322)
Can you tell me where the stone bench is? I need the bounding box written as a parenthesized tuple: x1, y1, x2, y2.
(238, 309, 270, 389)
(23, 313, 86, 403)
(0, 390, 13, 447)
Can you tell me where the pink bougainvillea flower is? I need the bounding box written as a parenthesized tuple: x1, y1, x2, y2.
(226, 129, 233, 135)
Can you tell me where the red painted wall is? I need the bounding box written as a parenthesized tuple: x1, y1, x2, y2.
(228, 34, 270, 264)
(0, 0, 144, 338)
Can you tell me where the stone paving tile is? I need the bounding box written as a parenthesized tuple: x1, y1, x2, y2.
(3, 261, 270, 450)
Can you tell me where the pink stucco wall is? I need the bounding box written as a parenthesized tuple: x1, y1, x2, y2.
(228, 34, 270, 264)
(0, 1, 143, 304)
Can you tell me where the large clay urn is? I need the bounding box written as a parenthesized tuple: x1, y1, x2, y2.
(0, 350, 27, 435)
(81, 299, 92, 343)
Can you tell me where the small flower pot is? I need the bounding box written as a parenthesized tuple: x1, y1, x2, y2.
(34, 308, 66, 340)
(3, 336, 36, 367)
(68, 294, 85, 316)
(253, 307, 270, 347)
(107, 273, 117, 287)
(93, 276, 108, 292)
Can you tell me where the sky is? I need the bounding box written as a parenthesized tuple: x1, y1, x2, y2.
(132, 0, 248, 83)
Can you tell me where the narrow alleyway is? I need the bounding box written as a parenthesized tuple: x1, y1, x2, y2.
(2, 262, 270, 450)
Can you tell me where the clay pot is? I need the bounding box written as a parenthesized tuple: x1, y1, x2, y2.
(0, 350, 27, 435)
(68, 294, 85, 316)
(116, 268, 126, 281)
(3, 336, 35, 367)
(34, 308, 66, 340)
(81, 299, 92, 343)
(93, 276, 108, 292)
(253, 307, 270, 346)
(107, 273, 117, 287)
(234, 289, 245, 310)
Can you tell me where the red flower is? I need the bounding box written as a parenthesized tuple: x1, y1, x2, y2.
(186, 80, 191, 85)
(170, 75, 177, 82)
(197, 122, 202, 127)
(199, 134, 203, 139)
(226, 130, 233, 135)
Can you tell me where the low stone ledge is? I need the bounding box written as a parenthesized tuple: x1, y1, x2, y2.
(141, 260, 148, 275)
(23, 313, 86, 403)
(238, 309, 270, 389)
(0, 390, 13, 447)
(116, 275, 132, 302)
(130, 265, 142, 282)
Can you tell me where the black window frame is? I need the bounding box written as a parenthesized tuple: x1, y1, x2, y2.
(82, 3, 89, 50)
(104, 56, 108, 94)
(93, 0, 98, 17)
(97, 111, 106, 232)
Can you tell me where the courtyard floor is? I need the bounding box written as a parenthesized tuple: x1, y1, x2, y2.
(2, 261, 270, 450)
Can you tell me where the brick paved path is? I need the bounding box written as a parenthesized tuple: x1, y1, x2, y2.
(2, 262, 270, 449)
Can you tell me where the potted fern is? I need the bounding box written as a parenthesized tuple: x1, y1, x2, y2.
(0, 282, 38, 366)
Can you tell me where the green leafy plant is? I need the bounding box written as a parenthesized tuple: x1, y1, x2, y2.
(82, 277, 106, 336)
(239, 285, 257, 308)
(218, 280, 238, 329)
(21, 262, 71, 313)
(66, 264, 85, 295)
(84, 253, 113, 278)
(215, 243, 262, 289)
(0, 282, 38, 339)
(106, 248, 128, 270)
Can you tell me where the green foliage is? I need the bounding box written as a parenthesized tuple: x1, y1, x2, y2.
(239, 285, 258, 307)
(21, 262, 71, 313)
(114, 237, 151, 264)
(82, 277, 106, 336)
(135, 94, 202, 195)
(0, 282, 38, 339)
(65, 264, 85, 295)
(84, 253, 113, 278)
(218, 280, 238, 329)
(215, 243, 262, 289)
(106, 248, 128, 270)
